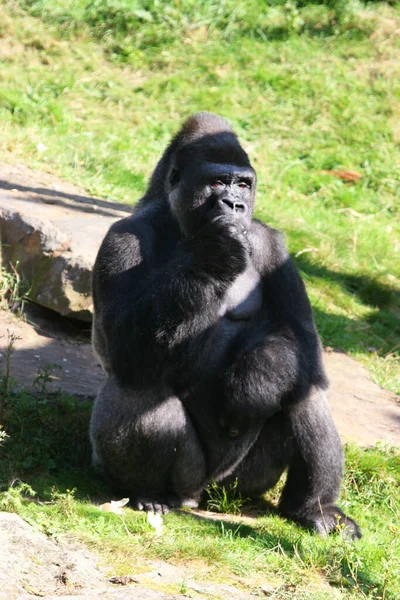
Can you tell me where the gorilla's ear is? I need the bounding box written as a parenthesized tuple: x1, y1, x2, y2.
(169, 168, 181, 189)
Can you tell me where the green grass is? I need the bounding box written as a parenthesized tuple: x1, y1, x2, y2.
(0, 0, 399, 392)
(206, 479, 251, 515)
(0, 389, 399, 599)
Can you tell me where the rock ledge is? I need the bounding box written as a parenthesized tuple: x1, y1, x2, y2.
(0, 164, 131, 321)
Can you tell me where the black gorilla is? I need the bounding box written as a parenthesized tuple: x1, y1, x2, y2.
(90, 112, 361, 538)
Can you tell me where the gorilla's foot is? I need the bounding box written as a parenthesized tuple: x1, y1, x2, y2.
(134, 495, 199, 514)
(295, 505, 362, 539)
(135, 498, 172, 514)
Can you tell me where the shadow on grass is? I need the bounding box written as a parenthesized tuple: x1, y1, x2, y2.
(292, 253, 400, 359)
(0, 388, 110, 502)
(295, 253, 400, 311)
(177, 507, 299, 555)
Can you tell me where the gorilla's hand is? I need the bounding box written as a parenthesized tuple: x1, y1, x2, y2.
(191, 215, 251, 282)
(210, 212, 252, 256)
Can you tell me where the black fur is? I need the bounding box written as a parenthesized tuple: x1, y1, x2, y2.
(90, 112, 361, 538)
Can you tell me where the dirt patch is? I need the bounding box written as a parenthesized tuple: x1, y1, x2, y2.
(0, 306, 101, 398)
(324, 350, 399, 445)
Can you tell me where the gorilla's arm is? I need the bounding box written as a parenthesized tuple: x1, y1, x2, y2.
(219, 226, 328, 424)
(93, 211, 248, 388)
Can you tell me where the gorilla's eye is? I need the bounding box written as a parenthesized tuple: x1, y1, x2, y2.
(238, 182, 249, 189)
(169, 168, 181, 188)
(213, 180, 224, 188)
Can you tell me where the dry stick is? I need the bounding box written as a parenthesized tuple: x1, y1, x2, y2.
(0, 330, 21, 424)
(120, 515, 133, 537)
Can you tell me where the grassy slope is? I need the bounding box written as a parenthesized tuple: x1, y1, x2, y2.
(0, 1, 399, 393)
(0, 2, 400, 598)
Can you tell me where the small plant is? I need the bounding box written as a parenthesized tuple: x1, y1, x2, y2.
(0, 481, 36, 513)
(0, 262, 30, 315)
(50, 486, 77, 519)
(206, 479, 249, 515)
(33, 362, 62, 395)
(179, 581, 188, 595)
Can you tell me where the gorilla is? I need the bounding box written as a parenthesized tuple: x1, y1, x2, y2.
(90, 112, 361, 538)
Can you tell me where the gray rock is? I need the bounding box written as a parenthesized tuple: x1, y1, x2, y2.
(0, 164, 132, 321)
(0, 511, 104, 599)
(0, 512, 182, 600)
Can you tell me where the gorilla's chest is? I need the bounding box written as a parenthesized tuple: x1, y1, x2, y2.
(221, 265, 262, 321)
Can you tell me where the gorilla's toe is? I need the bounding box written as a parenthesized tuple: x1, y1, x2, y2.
(134, 495, 199, 513)
(135, 499, 170, 514)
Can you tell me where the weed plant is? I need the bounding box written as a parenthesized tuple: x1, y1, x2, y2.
(0, 263, 30, 315)
(206, 479, 250, 515)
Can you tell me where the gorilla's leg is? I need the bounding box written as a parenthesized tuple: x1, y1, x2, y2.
(278, 388, 361, 539)
(90, 377, 206, 513)
(222, 389, 361, 538)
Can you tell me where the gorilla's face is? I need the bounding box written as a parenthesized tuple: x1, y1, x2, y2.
(166, 134, 256, 236)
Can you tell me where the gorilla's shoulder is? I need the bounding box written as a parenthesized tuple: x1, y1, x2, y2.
(109, 201, 172, 244)
(250, 218, 289, 271)
(109, 203, 159, 236)
(97, 205, 164, 274)
(251, 218, 284, 240)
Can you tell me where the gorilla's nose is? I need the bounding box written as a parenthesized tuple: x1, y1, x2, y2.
(219, 198, 248, 216)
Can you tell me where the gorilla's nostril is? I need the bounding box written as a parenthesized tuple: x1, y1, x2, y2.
(221, 198, 235, 211)
(234, 202, 247, 214)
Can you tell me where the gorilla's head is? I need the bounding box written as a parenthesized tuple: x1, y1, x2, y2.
(149, 113, 257, 236)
